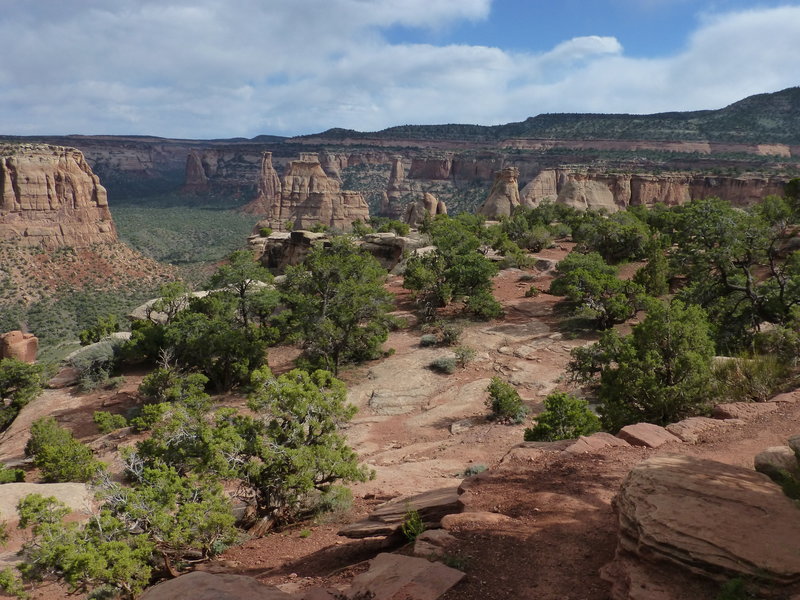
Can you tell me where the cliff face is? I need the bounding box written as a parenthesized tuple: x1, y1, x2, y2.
(248, 153, 369, 231)
(520, 169, 788, 212)
(0, 144, 117, 249)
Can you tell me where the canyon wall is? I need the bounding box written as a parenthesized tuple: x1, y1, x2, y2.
(521, 169, 788, 212)
(0, 144, 117, 249)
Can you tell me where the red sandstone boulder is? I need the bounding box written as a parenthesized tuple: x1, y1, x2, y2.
(0, 330, 38, 363)
(617, 423, 681, 448)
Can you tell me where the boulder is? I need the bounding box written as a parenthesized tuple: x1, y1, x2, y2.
(712, 402, 780, 420)
(343, 553, 464, 600)
(608, 455, 800, 588)
(617, 423, 681, 448)
(789, 434, 800, 459)
(140, 572, 292, 600)
(754, 446, 800, 481)
(338, 487, 461, 538)
(665, 416, 731, 443)
(564, 432, 631, 454)
(0, 331, 38, 363)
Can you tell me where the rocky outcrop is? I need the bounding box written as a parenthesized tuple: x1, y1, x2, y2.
(520, 168, 787, 213)
(182, 150, 209, 192)
(603, 455, 800, 598)
(139, 572, 293, 600)
(403, 192, 447, 226)
(243, 152, 283, 215)
(252, 230, 426, 273)
(0, 331, 38, 363)
(477, 167, 521, 218)
(0, 144, 116, 249)
(247, 153, 369, 231)
(381, 156, 413, 218)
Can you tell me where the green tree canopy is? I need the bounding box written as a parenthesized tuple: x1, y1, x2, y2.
(570, 299, 715, 431)
(279, 236, 394, 374)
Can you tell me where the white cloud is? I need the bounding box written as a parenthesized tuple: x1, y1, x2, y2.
(0, 1, 798, 137)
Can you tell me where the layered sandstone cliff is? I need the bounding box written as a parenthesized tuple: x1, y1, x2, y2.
(0, 144, 117, 249)
(477, 167, 522, 218)
(520, 169, 787, 212)
(248, 153, 369, 231)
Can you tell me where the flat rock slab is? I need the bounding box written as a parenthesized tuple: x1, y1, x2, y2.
(339, 487, 461, 538)
(612, 455, 800, 585)
(665, 416, 733, 443)
(344, 553, 464, 600)
(140, 572, 293, 600)
(618, 423, 681, 448)
(564, 432, 631, 454)
(441, 511, 520, 531)
(712, 402, 780, 420)
(0, 483, 93, 522)
(413, 529, 457, 559)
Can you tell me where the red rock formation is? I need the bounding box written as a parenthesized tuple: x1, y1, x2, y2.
(408, 155, 454, 180)
(182, 150, 208, 192)
(0, 144, 117, 249)
(0, 331, 38, 363)
(521, 168, 787, 212)
(249, 153, 369, 231)
(477, 167, 521, 218)
(403, 192, 447, 226)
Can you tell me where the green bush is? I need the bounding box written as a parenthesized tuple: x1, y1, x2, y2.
(259, 226, 273, 237)
(0, 358, 44, 432)
(420, 334, 439, 347)
(400, 508, 425, 542)
(93, 411, 128, 434)
(524, 285, 540, 298)
(0, 464, 25, 484)
(439, 322, 463, 346)
(25, 417, 102, 483)
(68, 338, 125, 391)
(454, 346, 476, 369)
(466, 289, 503, 320)
(462, 464, 487, 477)
(429, 356, 457, 374)
(486, 377, 528, 424)
(524, 392, 601, 441)
(713, 354, 791, 403)
(78, 314, 120, 346)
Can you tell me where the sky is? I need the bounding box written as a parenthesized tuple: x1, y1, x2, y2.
(2, 0, 800, 139)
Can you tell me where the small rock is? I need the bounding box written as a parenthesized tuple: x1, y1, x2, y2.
(617, 423, 681, 448)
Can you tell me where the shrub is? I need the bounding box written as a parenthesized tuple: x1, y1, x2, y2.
(524, 285, 540, 298)
(466, 289, 503, 320)
(312, 485, 353, 521)
(713, 354, 790, 403)
(25, 417, 102, 482)
(420, 334, 439, 347)
(78, 314, 120, 346)
(93, 411, 128, 434)
(524, 392, 601, 441)
(0, 464, 25, 484)
(439, 322, 463, 346)
(0, 358, 44, 432)
(429, 356, 457, 374)
(68, 338, 125, 391)
(400, 508, 425, 542)
(259, 226, 273, 237)
(462, 464, 487, 477)
(454, 346, 476, 369)
(486, 377, 528, 424)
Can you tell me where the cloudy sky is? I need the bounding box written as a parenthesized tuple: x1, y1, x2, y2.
(2, 0, 800, 139)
